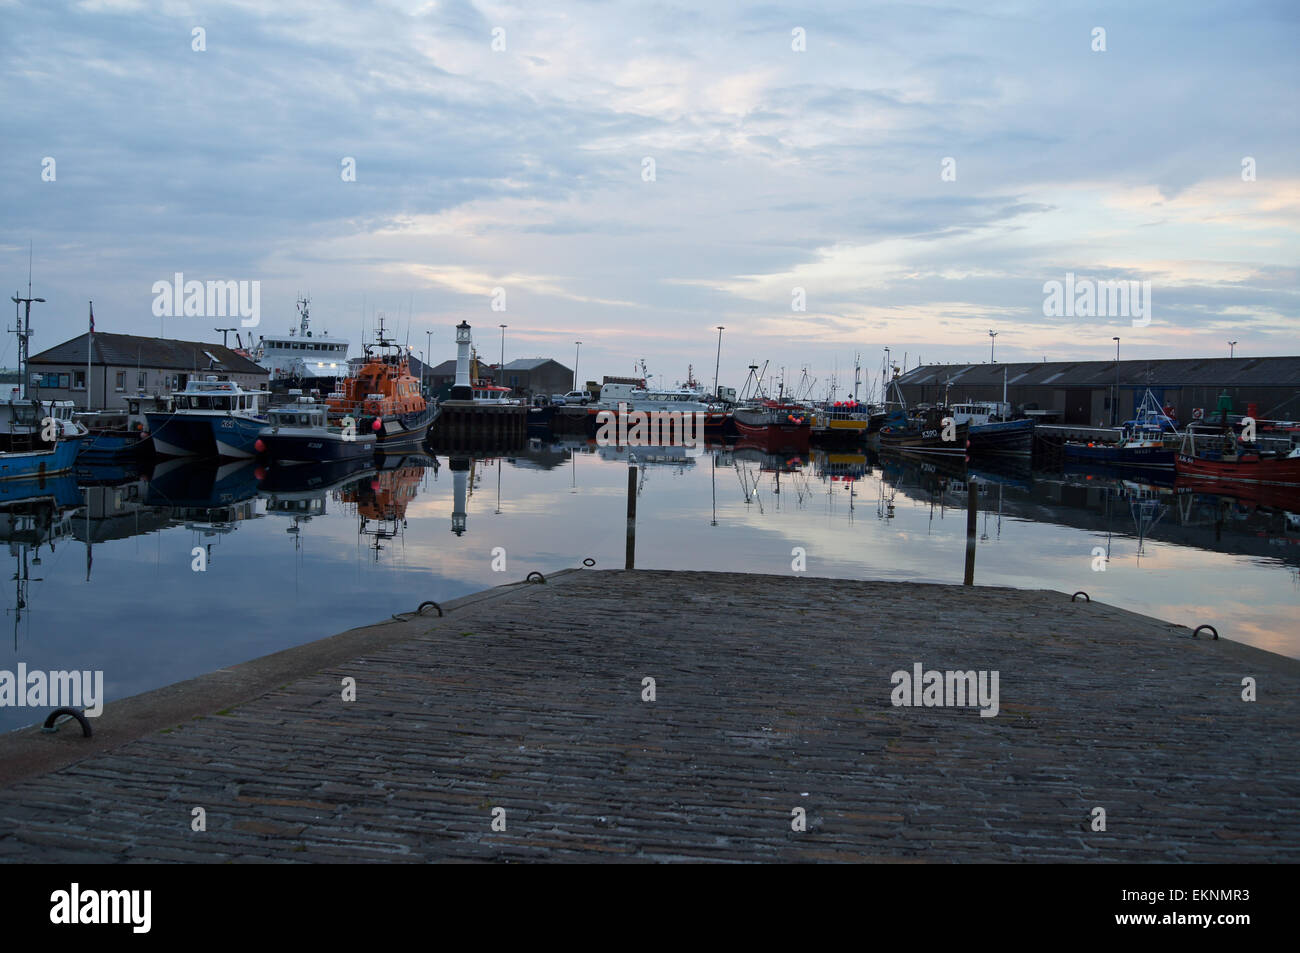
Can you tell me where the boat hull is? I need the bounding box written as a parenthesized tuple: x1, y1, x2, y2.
(1063, 442, 1175, 469)
(878, 421, 969, 454)
(968, 418, 1034, 456)
(0, 437, 83, 482)
(732, 407, 812, 452)
(145, 413, 214, 457)
(259, 430, 377, 465)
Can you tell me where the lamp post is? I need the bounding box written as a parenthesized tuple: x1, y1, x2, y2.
(574, 341, 581, 391)
(1228, 340, 1237, 358)
(1112, 336, 1120, 425)
(988, 329, 998, 363)
(424, 329, 432, 395)
(713, 326, 725, 398)
(499, 324, 507, 383)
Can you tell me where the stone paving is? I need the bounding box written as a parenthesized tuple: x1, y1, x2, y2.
(0, 569, 1296, 862)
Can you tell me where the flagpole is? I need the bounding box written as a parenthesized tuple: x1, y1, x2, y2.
(87, 301, 93, 410)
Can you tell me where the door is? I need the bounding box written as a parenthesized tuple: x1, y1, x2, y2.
(1063, 388, 1092, 425)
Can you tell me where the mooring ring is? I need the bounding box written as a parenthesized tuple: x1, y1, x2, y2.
(526, 571, 546, 584)
(42, 708, 93, 738)
(1071, 591, 1089, 602)
(417, 601, 444, 617)
(1192, 624, 1219, 640)
(582, 558, 596, 567)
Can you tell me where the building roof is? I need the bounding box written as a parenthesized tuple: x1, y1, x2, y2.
(501, 357, 570, 372)
(897, 356, 1300, 390)
(30, 332, 267, 376)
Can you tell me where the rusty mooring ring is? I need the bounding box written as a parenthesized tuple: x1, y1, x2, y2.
(417, 601, 444, 617)
(42, 708, 93, 738)
(1192, 624, 1219, 640)
(526, 571, 546, 584)
(1071, 591, 1090, 602)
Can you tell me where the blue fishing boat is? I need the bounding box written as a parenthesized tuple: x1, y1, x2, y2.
(1, 287, 87, 480)
(145, 377, 271, 458)
(1064, 389, 1179, 470)
(75, 395, 170, 461)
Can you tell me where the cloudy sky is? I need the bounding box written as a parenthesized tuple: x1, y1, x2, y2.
(2, 0, 1296, 395)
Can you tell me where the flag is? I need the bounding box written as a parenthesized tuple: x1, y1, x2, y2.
(89, 301, 94, 334)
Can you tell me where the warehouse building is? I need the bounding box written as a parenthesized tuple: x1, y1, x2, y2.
(895, 356, 1300, 426)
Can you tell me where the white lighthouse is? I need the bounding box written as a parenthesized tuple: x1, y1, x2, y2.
(451, 320, 473, 400)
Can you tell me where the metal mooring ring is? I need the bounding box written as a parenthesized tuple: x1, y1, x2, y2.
(1192, 624, 1219, 640)
(582, 558, 596, 567)
(526, 571, 546, 584)
(1071, 591, 1090, 602)
(42, 708, 93, 738)
(417, 601, 444, 617)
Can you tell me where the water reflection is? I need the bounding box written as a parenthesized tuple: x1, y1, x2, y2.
(0, 441, 1296, 732)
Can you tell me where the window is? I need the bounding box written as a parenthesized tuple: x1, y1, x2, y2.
(74, 370, 86, 391)
(138, 372, 147, 390)
(115, 371, 126, 392)
(60, 373, 70, 388)
(36, 372, 60, 388)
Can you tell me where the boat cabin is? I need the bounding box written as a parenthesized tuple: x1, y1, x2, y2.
(172, 377, 269, 415)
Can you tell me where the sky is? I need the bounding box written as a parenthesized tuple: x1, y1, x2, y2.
(2, 0, 1297, 397)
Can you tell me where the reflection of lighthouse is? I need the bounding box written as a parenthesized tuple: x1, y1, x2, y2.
(450, 457, 469, 535)
(451, 321, 473, 401)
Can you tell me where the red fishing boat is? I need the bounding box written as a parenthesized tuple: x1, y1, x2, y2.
(1175, 430, 1300, 487)
(732, 400, 811, 453)
(326, 318, 438, 451)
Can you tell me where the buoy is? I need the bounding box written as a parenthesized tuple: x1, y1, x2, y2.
(372, 418, 382, 431)
(254, 466, 266, 481)
(253, 438, 265, 453)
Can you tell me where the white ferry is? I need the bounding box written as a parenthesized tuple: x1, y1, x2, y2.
(248, 297, 349, 389)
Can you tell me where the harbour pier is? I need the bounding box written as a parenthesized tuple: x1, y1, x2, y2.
(0, 569, 1295, 862)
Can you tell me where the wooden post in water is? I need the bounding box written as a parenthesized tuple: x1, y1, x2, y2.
(625, 462, 637, 570)
(964, 476, 978, 585)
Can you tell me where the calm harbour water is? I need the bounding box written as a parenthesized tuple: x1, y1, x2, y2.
(2, 441, 1297, 732)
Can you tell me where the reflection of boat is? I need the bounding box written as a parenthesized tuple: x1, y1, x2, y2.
(145, 458, 261, 511)
(813, 450, 870, 482)
(1175, 475, 1300, 512)
(256, 456, 377, 495)
(145, 377, 271, 458)
(336, 452, 436, 556)
(256, 396, 376, 465)
(327, 316, 437, 451)
(0, 481, 82, 647)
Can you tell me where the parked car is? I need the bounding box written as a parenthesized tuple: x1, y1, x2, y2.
(552, 390, 591, 405)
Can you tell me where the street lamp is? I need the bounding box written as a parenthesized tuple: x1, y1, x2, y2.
(424, 329, 432, 394)
(1228, 340, 1237, 358)
(713, 326, 725, 398)
(1112, 336, 1121, 425)
(499, 324, 507, 383)
(574, 341, 581, 391)
(988, 329, 998, 363)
